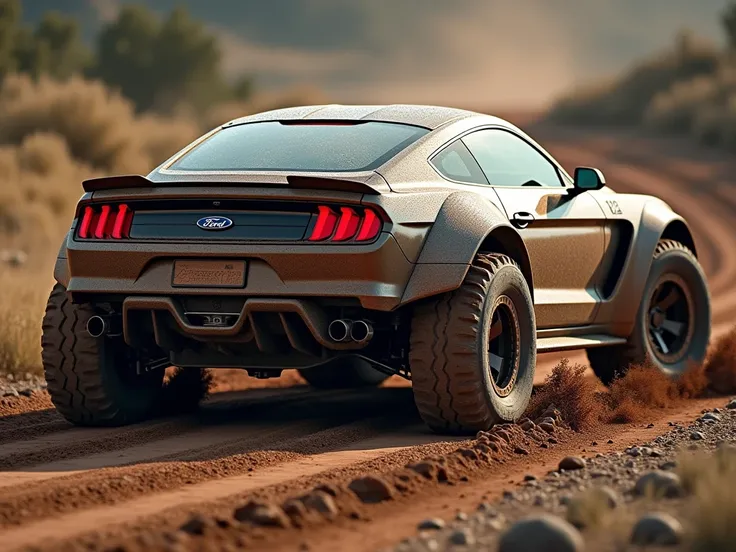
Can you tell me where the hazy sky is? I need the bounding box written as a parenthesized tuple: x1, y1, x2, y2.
(30, 0, 735, 108)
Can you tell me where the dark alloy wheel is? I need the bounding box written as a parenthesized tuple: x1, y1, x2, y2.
(587, 239, 710, 385)
(409, 253, 536, 434)
(488, 295, 521, 397)
(646, 275, 695, 366)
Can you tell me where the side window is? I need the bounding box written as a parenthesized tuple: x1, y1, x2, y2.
(430, 140, 488, 185)
(462, 129, 563, 187)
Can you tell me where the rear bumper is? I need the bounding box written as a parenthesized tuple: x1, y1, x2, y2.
(61, 232, 414, 311)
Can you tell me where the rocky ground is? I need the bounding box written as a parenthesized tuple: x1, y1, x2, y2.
(0, 372, 46, 398)
(391, 398, 736, 552)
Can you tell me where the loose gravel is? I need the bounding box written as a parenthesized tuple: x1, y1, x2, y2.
(390, 399, 736, 552)
(0, 372, 46, 398)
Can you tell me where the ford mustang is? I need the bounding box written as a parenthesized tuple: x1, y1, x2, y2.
(42, 105, 711, 434)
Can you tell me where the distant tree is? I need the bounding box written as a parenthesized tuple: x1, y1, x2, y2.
(91, 5, 160, 110)
(723, 2, 736, 49)
(0, 0, 22, 77)
(92, 4, 232, 113)
(0, 1, 89, 80)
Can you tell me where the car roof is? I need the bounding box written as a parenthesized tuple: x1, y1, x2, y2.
(224, 104, 507, 131)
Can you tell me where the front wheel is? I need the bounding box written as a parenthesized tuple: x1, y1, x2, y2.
(587, 240, 711, 385)
(409, 253, 536, 434)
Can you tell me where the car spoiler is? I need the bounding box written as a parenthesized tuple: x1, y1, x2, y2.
(82, 174, 382, 195)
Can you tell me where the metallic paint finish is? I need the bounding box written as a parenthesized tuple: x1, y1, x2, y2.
(56, 104, 702, 351)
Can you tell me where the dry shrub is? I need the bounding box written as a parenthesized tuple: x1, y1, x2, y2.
(0, 269, 50, 376)
(0, 74, 198, 174)
(704, 326, 736, 395)
(603, 361, 708, 423)
(565, 487, 618, 530)
(526, 359, 601, 431)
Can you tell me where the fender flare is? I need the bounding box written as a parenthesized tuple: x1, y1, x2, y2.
(597, 198, 696, 335)
(400, 192, 533, 305)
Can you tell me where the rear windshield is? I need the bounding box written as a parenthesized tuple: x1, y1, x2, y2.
(168, 121, 430, 172)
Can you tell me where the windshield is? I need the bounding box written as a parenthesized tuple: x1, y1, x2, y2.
(168, 121, 429, 172)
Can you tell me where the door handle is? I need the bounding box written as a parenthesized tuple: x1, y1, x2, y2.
(511, 211, 535, 229)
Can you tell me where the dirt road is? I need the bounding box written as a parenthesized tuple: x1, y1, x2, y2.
(1, 124, 734, 552)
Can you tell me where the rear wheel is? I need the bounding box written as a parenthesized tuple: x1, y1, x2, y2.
(409, 253, 536, 434)
(587, 240, 710, 385)
(298, 357, 389, 389)
(41, 284, 166, 426)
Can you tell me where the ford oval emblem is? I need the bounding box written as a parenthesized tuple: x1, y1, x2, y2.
(196, 216, 233, 231)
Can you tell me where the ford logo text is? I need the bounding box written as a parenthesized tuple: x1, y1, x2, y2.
(196, 216, 234, 230)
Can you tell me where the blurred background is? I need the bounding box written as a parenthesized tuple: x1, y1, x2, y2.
(2, 0, 736, 379)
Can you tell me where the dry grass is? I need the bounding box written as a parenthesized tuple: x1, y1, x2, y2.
(565, 486, 618, 530)
(602, 360, 711, 424)
(526, 359, 601, 431)
(681, 448, 736, 551)
(703, 326, 736, 395)
(0, 269, 51, 376)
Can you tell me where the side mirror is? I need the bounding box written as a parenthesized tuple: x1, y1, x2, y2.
(573, 167, 606, 192)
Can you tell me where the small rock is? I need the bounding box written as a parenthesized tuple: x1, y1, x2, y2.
(3, 389, 18, 397)
(607, 439, 614, 444)
(348, 475, 395, 503)
(726, 399, 736, 410)
(521, 420, 536, 431)
(524, 474, 537, 481)
(477, 502, 495, 513)
(409, 461, 438, 480)
(302, 491, 338, 518)
(634, 471, 683, 498)
(539, 422, 556, 434)
(313, 482, 340, 497)
(499, 515, 584, 552)
(558, 456, 585, 471)
(282, 499, 308, 520)
(691, 431, 705, 441)
(700, 412, 721, 422)
(659, 460, 678, 471)
(514, 446, 530, 455)
(19, 389, 33, 397)
(627, 447, 642, 457)
(233, 501, 290, 528)
(179, 514, 211, 535)
(417, 518, 445, 531)
(455, 511, 468, 521)
(630, 512, 683, 546)
(448, 528, 475, 546)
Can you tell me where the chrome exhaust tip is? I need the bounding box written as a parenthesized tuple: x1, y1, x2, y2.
(86, 315, 108, 338)
(328, 319, 352, 342)
(350, 320, 374, 344)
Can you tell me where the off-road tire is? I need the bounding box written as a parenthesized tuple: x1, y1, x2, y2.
(41, 284, 165, 426)
(409, 253, 536, 434)
(298, 357, 389, 389)
(587, 240, 710, 385)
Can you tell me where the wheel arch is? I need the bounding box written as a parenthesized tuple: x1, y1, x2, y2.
(477, 225, 534, 300)
(660, 219, 697, 257)
(400, 191, 533, 304)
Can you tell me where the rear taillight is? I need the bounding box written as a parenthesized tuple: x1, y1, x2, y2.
(307, 205, 383, 243)
(78, 204, 133, 240)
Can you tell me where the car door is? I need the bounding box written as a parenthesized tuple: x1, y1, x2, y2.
(462, 128, 607, 330)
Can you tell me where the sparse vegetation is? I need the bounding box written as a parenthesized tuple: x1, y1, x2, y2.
(680, 448, 736, 551)
(548, 4, 736, 152)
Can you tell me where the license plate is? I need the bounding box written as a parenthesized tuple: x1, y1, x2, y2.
(172, 260, 246, 288)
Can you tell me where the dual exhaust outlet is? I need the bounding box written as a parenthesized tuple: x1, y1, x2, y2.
(88, 313, 374, 345)
(328, 319, 374, 344)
